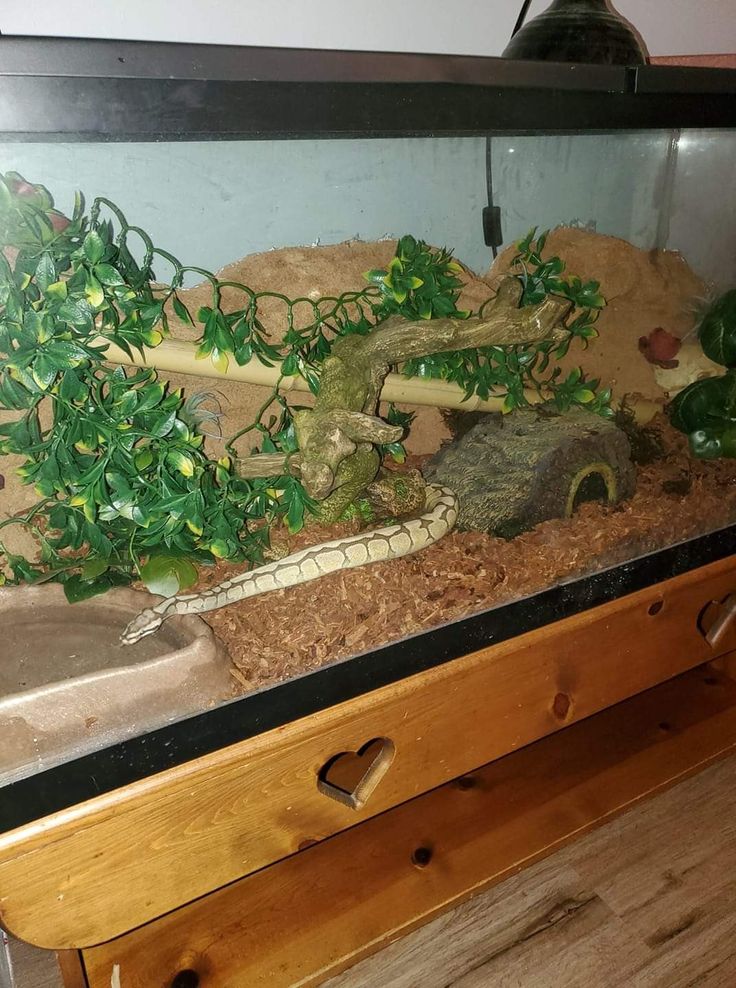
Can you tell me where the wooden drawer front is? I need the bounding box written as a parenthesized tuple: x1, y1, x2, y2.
(80, 666, 736, 988)
(1, 555, 736, 949)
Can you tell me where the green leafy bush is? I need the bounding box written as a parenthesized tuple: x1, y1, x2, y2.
(669, 289, 736, 458)
(399, 229, 610, 416)
(0, 175, 609, 596)
(0, 174, 304, 597)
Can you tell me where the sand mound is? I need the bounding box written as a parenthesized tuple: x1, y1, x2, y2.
(167, 239, 494, 342)
(488, 227, 705, 404)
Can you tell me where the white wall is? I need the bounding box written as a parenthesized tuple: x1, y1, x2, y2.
(1, 0, 735, 57)
(0, 1, 521, 55)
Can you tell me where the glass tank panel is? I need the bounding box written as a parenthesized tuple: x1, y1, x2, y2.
(2, 121, 736, 788)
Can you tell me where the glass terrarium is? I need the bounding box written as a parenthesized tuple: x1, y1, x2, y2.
(1, 39, 736, 823)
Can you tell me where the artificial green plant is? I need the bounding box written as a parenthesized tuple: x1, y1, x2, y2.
(669, 289, 736, 458)
(0, 172, 608, 598)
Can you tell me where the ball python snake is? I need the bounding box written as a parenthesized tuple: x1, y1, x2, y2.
(120, 483, 458, 645)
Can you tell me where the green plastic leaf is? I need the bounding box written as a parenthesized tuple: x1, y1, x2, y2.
(669, 372, 736, 435)
(72, 189, 85, 220)
(397, 234, 418, 259)
(150, 409, 177, 438)
(58, 297, 94, 331)
(45, 279, 68, 301)
(211, 348, 229, 374)
(166, 450, 195, 477)
(84, 273, 105, 308)
(63, 570, 130, 604)
(62, 574, 108, 603)
(94, 263, 125, 287)
(35, 252, 56, 292)
(31, 354, 57, 391)
(285, 494, 305, 534)
(185, 516, 204, 536)
(60, 369, 84, 402)
(141, 329, 163, 347)
(134, 448, 154, 470)
(699, 290, 736, 367)
(209, 539, 230, 558)
(80, 558, 109, 581)
(140, 554, 198, 597)
(82, 230, 105, 265)
(116, 390, 138, 417)
(135, 381, 166, 412)
(573, 388, 596, 404)
(140, 562, 179, 597)
(281, 353, 298, 377)
(172, 295, 194, 327)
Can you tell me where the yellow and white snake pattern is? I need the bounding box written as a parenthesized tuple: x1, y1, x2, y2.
(121, 483, 458, 644)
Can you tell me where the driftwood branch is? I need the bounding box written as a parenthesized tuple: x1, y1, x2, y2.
(236, 277, 573, 520)
(351, 279, 571, 365)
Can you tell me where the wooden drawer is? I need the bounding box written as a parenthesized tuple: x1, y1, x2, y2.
(2, 555, 736, 949)
(80, 664, 736, 988)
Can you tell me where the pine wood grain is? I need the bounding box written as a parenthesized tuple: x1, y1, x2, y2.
(5, 556, 736, 950)
(56, 951, 88, 988)
(80, 664, 736, 988)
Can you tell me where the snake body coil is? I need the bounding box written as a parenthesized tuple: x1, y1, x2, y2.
(121, 483, 458, 644)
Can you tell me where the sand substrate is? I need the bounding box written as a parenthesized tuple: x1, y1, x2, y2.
(199, 420, 736, 694)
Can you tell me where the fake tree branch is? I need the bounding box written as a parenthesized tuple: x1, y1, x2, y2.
(238, 278, 572, 494)
(236, 278, 572, 521)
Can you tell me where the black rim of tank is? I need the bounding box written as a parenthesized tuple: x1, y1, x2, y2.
(0, 37, 735, 140)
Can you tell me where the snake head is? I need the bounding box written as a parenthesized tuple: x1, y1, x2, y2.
(120, 607, 164, 646)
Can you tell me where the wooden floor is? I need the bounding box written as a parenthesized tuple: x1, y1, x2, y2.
(326, 753, 736, 988)
(7, 753, 736, 987)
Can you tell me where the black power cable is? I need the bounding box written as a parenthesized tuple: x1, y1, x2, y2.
(481, 0, 534, 256)
(481, 136, 503, 258)
(511, 0, 534, 38)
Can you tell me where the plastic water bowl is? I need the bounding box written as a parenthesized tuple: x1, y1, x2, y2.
(0, 584, 233, 785)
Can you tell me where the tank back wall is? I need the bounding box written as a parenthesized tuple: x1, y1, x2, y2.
(0, 138, 491, 278)
(6, 127, 734, 297)
(492, 129, 736, 289)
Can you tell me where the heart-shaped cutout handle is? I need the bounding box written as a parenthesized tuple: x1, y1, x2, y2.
(702, 593, 736, 648)
(317, 737, 395, 810)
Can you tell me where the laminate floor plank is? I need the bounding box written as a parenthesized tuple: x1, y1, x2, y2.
(571, 760, 736, 921)
(444, 880, 650, 988)
(327, 755, 736, 988)
(1, 937, 64, 988)
(326, 862, 651, 988)
(628, 883, 736, 988)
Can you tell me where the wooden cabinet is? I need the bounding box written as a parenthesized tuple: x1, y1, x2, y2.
(2, 554, 736, 957)
(79, 663, 736, 988)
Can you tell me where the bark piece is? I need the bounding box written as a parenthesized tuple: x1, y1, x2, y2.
(425, 409, 636, 537)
